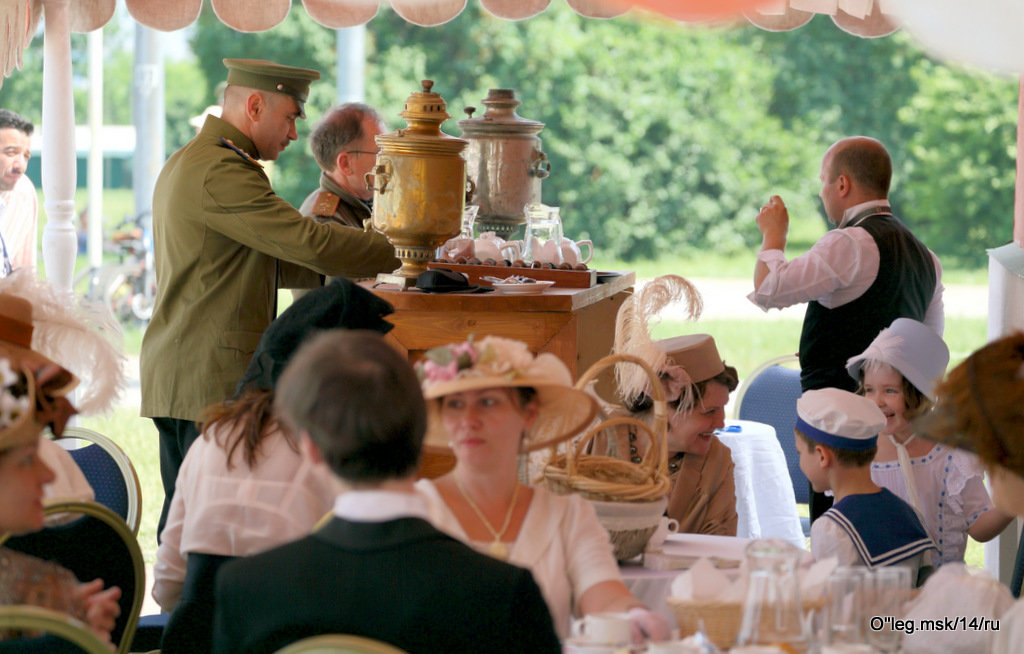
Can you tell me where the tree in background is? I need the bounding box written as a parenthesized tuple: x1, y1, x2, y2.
(896, 59, 1017, 267)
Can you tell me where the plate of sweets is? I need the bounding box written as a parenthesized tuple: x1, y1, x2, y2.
(487, 275, 556, 295)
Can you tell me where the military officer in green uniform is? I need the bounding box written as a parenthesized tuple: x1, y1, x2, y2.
(140, 59, 399, 537)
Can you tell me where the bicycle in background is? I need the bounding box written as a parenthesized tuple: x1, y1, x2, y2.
(73, 210, 155, 326)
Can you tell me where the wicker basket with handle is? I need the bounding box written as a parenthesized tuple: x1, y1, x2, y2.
(541, 353, 670, 559)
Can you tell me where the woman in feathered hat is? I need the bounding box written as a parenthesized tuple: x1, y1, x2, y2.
(607, 275, 739, 535)
(414, 335, 669, 643)
(0, 272, 123, 648)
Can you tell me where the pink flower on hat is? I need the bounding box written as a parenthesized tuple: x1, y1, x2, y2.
(421, 359, 458, 383)
(416, 338, 480, 385)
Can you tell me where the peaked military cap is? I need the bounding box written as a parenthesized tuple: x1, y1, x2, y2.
(223, 58, 320, 117)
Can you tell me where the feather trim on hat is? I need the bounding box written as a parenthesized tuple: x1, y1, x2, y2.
(0, 270, 125, 415)
(613, 274, 702, 410)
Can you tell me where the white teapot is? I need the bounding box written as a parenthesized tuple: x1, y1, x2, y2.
(473, 231, 507, 262)
(438, 236, 474, 260)
(501, 239, 523, 262)
(560, 238, 593, 266)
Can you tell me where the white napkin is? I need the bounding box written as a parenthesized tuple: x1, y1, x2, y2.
(798, 556, 838, 603)
(669, 557, 747, 602)
(901, 563, 1013, 654)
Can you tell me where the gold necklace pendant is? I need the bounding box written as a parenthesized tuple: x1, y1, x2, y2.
(488, 540, 509, 560)
(454, 477, 520, 561)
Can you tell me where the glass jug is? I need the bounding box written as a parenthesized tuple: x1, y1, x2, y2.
(522, 203, 563, 265)
(735, 538, 808, 653)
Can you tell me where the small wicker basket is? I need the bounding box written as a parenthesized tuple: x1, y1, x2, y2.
(541, 353, 670, 559)
(667, 598, 824, 650)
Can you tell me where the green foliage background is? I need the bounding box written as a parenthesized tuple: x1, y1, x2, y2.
(0, 3, 1017, 266)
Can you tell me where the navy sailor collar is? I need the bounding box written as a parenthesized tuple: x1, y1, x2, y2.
(823, 488, 935, 569)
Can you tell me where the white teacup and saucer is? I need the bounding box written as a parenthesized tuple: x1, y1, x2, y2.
(565, 612, 632, 653)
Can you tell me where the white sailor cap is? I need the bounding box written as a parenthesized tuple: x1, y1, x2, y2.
(796, 387, 886, 451)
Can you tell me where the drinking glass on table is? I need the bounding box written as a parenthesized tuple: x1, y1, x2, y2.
(824, 567, 866, 646)
(461, 204, 479, 239)
(864, 567, 912, 653)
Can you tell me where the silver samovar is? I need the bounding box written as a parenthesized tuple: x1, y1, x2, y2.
(458, 88, 550, 239)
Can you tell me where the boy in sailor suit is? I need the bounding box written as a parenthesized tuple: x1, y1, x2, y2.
(794, 388, 936, 585)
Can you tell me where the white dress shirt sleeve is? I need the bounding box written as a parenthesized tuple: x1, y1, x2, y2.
(748, 227, 879, 311)
(810, 515, 861, 568)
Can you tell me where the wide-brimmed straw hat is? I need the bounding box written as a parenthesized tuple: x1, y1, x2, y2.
(846, 318, 950, 400)
(0, 293, 79, 450)
(416, 336, 598, 452)
(914, 332, 1024, 479)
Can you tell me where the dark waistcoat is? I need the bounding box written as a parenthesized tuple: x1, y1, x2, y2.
(799, 212, 936, 392)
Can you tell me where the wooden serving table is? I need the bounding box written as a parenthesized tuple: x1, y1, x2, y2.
(364, 271, 635, 380)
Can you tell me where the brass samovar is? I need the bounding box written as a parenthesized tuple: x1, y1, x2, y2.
(369, 80, 470, 289)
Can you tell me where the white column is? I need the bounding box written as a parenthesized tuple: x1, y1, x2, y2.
(40, 0, 78, 291)
(87, 28, 104, 270)
(336, 26, 366, 104)
(984, 76, 1024, 586)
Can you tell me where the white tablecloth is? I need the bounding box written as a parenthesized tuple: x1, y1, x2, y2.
(716, 419, 805, 548)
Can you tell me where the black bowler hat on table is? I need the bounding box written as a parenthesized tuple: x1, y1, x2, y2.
(415, 269, 492, 294)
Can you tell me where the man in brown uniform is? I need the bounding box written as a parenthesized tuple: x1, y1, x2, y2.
(141, 59, 397, 537)
(300, 102, 388, 232)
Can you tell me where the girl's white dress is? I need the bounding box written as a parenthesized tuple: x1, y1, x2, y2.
(871, 444, 995, 566)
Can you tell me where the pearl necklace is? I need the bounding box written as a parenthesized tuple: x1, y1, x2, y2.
(454, 478, 520, 561)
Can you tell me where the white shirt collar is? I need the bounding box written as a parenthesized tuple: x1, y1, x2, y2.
(333, 489, 430, 522)
(839, 199, 891, 228)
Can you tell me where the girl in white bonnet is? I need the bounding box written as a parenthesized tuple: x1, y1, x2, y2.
(846, 318, 1011, 566)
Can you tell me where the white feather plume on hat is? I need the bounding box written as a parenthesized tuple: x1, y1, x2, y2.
(613, 274, 703, 409)
(0, 270, 125, 415)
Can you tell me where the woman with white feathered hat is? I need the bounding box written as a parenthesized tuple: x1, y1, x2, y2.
(0, 270, 125, 650)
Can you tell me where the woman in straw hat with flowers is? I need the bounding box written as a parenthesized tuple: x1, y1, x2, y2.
(604, 275, 739, 535)
(414, 335, 670, 643)
(0, 272, 124, 650)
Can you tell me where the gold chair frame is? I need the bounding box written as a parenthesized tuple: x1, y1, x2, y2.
(274, 634, 410, 654)
(54, 426, 144, 536)
(1, 500, 146, 654)
(0, 604, 112, 654)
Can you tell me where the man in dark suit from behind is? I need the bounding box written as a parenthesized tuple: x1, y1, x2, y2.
(211, 330, 561, 654)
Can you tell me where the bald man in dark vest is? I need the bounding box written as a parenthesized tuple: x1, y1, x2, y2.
(749, 136, 943, 520)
